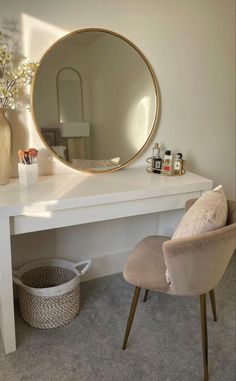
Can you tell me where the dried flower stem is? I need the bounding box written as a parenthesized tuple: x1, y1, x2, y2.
(0, 44, 38, 109)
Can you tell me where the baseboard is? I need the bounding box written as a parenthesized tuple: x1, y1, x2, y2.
(81, 247, 132, 282)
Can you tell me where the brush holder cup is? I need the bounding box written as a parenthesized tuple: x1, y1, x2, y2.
(18, 163, 38, 186)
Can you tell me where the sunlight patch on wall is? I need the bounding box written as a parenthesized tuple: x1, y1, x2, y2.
(21, 13, 68, 61)
(126, 95, 152, 151)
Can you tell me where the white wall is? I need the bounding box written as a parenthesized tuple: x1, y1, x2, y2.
(0, 0, 235, 277)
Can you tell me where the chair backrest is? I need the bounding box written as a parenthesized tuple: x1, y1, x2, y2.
(226, 199, 236, 224)
(163, 200, 236, 296)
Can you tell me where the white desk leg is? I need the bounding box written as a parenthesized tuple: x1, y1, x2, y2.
(0, 218, 16, 354)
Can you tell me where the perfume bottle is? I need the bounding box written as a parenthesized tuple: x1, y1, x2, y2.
(152, 143, 162, 173)
(163, 150, 172, 171)
(173, 153, 183, 173)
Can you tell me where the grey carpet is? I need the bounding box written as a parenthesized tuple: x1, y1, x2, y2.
(0, 256, 235, 381)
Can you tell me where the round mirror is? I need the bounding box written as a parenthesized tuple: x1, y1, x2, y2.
(32, 28, 160, 172)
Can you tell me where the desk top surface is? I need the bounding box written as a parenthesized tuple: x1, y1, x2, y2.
(0, 168, 213, 217)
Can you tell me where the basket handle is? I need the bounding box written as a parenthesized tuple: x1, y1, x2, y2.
(12, 260, 91, 286)
(73, 259, 92, 275)
(12, 270, 25, 287)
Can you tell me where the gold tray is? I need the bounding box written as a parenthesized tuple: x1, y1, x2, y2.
(146, 158, 186, 176)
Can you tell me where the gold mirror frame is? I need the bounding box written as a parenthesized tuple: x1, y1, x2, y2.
(31, 28, 160, 173)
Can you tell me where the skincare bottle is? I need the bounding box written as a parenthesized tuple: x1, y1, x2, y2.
(163, 150, 172, 171)
(152, 143, 162, 173)
(173, 153, 183, 172)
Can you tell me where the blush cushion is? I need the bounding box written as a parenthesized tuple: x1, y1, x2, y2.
(172, 185, 228, 239)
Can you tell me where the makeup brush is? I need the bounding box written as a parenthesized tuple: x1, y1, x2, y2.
(28, 148, 38, 164)
(17, 149, 26, 164)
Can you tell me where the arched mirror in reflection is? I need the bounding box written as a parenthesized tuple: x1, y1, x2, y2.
(32, 28, 160, 172)
(57, 67, 90, 162)
(57, 67, 84, 123)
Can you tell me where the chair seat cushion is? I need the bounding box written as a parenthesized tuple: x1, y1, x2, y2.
(123, 236, 170, 292)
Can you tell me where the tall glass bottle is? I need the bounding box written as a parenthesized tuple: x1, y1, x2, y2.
(152, 143, 162, 173)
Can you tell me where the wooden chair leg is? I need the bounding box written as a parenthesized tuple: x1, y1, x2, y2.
(122, 286, 141, 350)
(209, 289, 217, 321)
(200, 294, 208, 381)
(143, 289, 149, 302)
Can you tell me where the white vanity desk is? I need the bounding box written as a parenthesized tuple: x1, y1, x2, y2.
(0, 167, 212, 354)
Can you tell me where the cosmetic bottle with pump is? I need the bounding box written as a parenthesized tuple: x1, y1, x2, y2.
(152, 143, 162, 173)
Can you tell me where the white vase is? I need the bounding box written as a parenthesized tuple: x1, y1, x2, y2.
(0, 109, 12, 185)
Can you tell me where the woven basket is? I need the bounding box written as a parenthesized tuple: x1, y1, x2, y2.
(13, 259, 91, 329)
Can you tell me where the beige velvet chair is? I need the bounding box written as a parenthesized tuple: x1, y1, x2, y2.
(122, 199, 236, 381)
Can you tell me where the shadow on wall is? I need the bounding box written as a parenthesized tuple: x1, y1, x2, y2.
(11, 229, 60, 270)
(0, 19, 23, 63)
(8, 110, 55, 178)
(7, 110, 29, 178)
(0, 20, 31, 177)
(1, 17, 68, 178)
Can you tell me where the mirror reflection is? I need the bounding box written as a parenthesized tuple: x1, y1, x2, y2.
(57, 68, 84, 123)
(32, 29, 159, 172)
